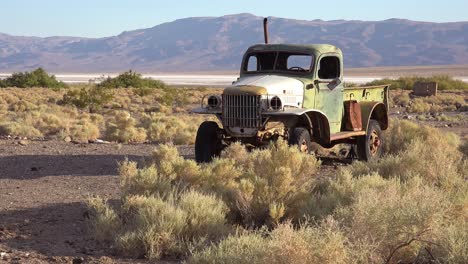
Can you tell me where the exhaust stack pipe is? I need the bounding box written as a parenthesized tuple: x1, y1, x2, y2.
(263, 18, 269, 44)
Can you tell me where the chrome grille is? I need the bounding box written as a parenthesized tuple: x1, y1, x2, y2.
(222, 94, 262, 128)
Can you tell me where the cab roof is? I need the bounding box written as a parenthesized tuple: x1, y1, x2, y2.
(246, 44, 342, 56)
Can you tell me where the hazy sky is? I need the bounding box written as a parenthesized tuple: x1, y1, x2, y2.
(1, 0, 467, 37)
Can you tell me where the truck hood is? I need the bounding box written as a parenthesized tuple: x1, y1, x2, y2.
(225, 75, 305, 108)
(231, 75, 304, 95)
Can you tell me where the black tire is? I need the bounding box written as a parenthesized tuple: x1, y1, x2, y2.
(356, 120, 383, 161)
(195, 121, 223, 163)
(288, 127, 312, 154)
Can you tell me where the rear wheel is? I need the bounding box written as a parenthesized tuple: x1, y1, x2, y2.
(356, 120, 383, 161)
(288, 127, 312, 154)
(195, 121, 223, 163)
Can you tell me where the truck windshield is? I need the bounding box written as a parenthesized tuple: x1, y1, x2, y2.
(244, 52, 313, 74)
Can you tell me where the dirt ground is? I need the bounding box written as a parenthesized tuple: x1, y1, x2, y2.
(0, 111, 466, 264)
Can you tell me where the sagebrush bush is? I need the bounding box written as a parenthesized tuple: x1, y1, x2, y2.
(98, 70, 166, 89)
(141, 113, 207, 145)
(69, 119, 100, 143)
(0, 68, 67, 88)
(335, 177, 450, 263)
(347, 120, 463, 188)
(61, 86, 113, 111)
(190, 220, 349, 264)
(0, 121, 42, 137)
(87, 189, 229, 260)
(391, 89, 411, 107)
(105, 111, 147, 143)
(87, 197, 121, 242)
(381, 119, 459, 155)
(365, 75, 468, 90)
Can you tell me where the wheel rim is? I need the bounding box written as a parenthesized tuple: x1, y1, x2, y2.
(300, 139, 309, 153)
(369, 130, 381, 156)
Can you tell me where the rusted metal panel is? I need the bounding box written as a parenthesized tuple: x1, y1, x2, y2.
(413, 81, 437, 96)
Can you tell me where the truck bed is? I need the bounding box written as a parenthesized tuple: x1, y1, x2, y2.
(343, 84, 390, 106)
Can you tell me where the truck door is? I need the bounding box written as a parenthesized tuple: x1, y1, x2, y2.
(314, 55, 344, 134)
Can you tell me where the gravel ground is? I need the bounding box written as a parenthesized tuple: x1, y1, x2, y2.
(0, 141, 193, 263)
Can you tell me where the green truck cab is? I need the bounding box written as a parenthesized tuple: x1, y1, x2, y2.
(193, 40, 389, 163)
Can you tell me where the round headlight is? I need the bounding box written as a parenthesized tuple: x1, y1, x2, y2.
(270, 96, 282, 110)
(207, 95, 222, 108)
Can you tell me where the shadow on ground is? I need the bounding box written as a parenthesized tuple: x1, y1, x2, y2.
(0, 202, 109, 259)
(0, 155, 146, 179)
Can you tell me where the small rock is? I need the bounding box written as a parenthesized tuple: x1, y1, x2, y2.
(72, 257, 84, 264)
(18, 140, 28, 146)
(94, 139, 110, 144)
(1, 252, 8, 260)
(64, 136, 72, 143)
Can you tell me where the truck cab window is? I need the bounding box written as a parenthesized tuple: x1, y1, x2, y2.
(245, 52, 276, 72)
(318, 56, 340, 79)
(286, 54, 312, 71)
(246, 56, 258, 71)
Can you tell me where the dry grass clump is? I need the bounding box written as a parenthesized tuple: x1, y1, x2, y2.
(205, 141, 321, 226)
(335, 177, 451, 263)
(190, 220, 349, 264)
(348, 120, 463, 187)
(104, 111, 147, 143)
(0, 121, 42, 137)
(142, 141, 320, 226)
(87, 189, 229, 260)
(391, 89, 411, 107)
(381, 119, 459, 154)
(141, 113, 209, 145)
(407, 93, 466, 113)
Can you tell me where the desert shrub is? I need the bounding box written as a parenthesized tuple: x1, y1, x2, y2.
(210, 141, 320, 226)
(98, 70, 166, 89)
(365, 75, 468, 91)
(8, 100, 38, 112)
(88, 189, 229, 260)
(141, 113, 206, 144)
(105, 111, 147, 143)
(433, 219, 468, 263)
(460, 140, 468, 158)
(0, 68, 67, 88)
(190, 220, 349, 264)
(335, 177, 452, 263)
(87, 197, 121, 242)
(391, 89, 411, 107)
(69, 119, 100, 143)
(61, 86, 113, 111)
(141, 141, 320, 227)
(349, 138, 461, 188)
(0, 121, 42, 137)
(381, 119, 459, 155)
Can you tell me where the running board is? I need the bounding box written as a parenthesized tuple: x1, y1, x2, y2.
(330, 131, 366, 141)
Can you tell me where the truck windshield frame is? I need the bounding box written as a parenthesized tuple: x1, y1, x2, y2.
(242, 51, 314, 75)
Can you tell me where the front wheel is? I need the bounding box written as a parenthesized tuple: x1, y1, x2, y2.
(195, 121, 223, 163)
(356, 120, 383, 161)
(288, 127, 312, 154)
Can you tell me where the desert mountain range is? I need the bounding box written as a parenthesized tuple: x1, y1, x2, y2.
(1, 13, 467, 72)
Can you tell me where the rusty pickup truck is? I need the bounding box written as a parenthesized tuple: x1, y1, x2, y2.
(193, 19, 389, 162)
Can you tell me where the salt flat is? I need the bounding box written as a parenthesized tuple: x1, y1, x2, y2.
(1, 73, 467, 86)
